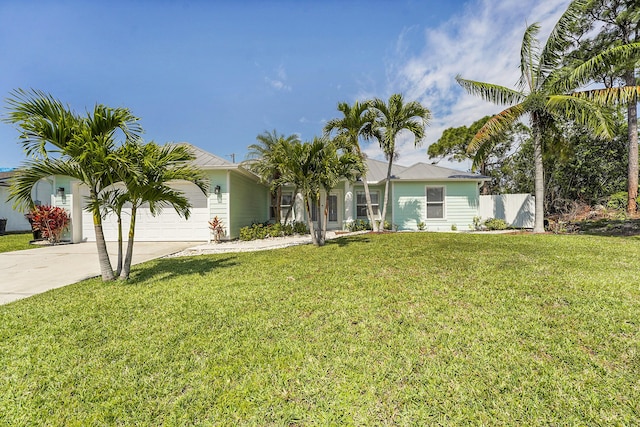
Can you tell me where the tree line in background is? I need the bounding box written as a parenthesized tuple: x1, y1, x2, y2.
(432, 0, 639, 232)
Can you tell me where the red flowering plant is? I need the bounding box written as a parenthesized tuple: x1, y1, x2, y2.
(208, 216, 225, 242)
(29, 205, 70, 244)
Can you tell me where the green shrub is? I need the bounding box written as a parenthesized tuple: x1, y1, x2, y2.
(607, 189, 640, 211)
(451, 224, 457, 231)
(239, 222, 308, 241)
(267, 223, 283, 238)
(417, 221, 426, 231)
(347, 219, 371, 232)
(483, 218, 507, 230)
(292, 221, 309, 235)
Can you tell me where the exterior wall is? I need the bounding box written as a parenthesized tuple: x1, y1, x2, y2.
(0, 187, 30, 232)
(53, 176, 74, 240)
(228, 171, 269, 239)
(207, 170, 230, 239)
(393, 181, 480, 231)
(349, 183, 391, 227)
(479, 194, 534, 228)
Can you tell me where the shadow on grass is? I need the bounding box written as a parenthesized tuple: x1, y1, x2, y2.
(128, 255, 239, 283)
(573, 219, 640, 238)
(328, 235, 371, 247)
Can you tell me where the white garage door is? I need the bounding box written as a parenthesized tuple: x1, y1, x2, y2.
(81, 182, 210, 242)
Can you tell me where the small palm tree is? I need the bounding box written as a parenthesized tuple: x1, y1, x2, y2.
(244, 130, 300, 224)
(114, 141, 207, 280)
(324, 101, 377, 226)
(368, 93, 431, 231)
(457, 0, 640, 232)
(5, 89, 142, 281)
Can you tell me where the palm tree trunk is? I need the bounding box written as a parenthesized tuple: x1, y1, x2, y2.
(532, 123, 545, 233)
(362, 178, 376, 230)
(354, 146, 376, 229)
(305, 197, 318, 246)
(320, 192, 328, 246)
(625, 70, 638, 215)
(275, 186, 282, 224)
(379, 156, 394, 232)
(120, 206, 137, 280)
(116, 213, 123, 277)
(93, 211, 114, 281)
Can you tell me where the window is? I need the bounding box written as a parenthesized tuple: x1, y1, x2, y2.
(271, 191, 293, 220)
(356, 191, 379, 219)
(310, 195, 337, 222)
(328, 195, 338, 222)
(426, 187, 444, 219)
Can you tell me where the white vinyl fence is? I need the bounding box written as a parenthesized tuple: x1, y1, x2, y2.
(479, 194, 535, 229)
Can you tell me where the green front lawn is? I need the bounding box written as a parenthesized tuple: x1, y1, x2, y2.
(0, 233, 37, 253)
(1, 233, 638, 425)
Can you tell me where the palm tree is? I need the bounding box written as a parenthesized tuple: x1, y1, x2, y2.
(276, 140, 319, 243)
(5, 89, 142, 281)
(457, 1, 640, 232)
(368, 93, 431, 231)
(324, 101, 376, 227)
(114, 141, 207, 280)
(244, 130, 300, 224)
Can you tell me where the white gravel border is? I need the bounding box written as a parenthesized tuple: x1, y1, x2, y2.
(168, 231, 368, 257)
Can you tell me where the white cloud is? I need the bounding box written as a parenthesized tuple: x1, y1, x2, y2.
(365, 0, 571, 169)
(265, 64, 292, 91)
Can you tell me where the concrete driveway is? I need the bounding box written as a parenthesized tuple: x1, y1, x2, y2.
(0, 241, 197, 305)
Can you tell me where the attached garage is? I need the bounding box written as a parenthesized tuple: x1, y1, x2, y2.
(80, 181, 211, 242)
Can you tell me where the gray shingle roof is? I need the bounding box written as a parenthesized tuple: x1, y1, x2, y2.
(177, 142, 235, 168)
(363, 158, 407, 182)
(364, 158, 487, 182)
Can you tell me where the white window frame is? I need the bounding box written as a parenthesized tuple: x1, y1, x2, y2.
(271, 191, 294, 221)
(356, 190, 380, 220)
(425, 186, 445, 219)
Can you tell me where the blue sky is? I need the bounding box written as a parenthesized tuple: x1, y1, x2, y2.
(0, 0, 570, 169)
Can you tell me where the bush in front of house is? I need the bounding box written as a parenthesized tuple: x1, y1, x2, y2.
(28, 205, 70, 243)
(346, 219, 371, 232)
(483, 218, 508, 230)
(239, 221, 309, 241)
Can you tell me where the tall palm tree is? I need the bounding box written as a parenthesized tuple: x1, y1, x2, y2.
(457, 0, 640, 232)
(114, 141, 207, 280)
(5, 89, 142, 281)
(244, 130, 300, 224)
(324, 101, 376, 226)
(368, 93, 431, 231)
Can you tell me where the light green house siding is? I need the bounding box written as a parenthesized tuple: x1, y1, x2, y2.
(393, 181, 480, 231)
(207, 170, 229, 239)
(228, 171, 269, 239)
(52, 176, 74, 241)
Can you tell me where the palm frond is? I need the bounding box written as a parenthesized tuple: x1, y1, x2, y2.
(572, 86, 640, 105)
(8, 158, 83, 210)
(566, 42, 640, 89)
(540, 0, 588, 72)
(519, 23, 542, 91)
(546, 94, 614, 140)
(456, 77, 527, 105)
(467, 104, 526, 169)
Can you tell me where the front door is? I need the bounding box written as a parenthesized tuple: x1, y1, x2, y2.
(327, 192, 342, 229)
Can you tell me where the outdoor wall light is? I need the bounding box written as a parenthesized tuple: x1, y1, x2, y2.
(57, 187, 65, 197)
(214, 185, 221, 195)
